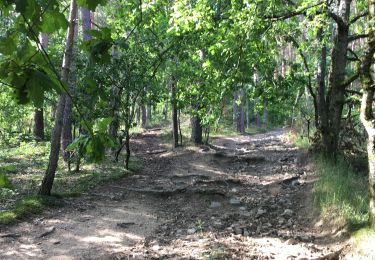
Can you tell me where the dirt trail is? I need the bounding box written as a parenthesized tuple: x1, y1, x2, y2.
(0, 129, 345, 259)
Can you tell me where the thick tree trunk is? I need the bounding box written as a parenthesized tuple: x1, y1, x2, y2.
(191, 115, 203, 145)
(39, 0, 77, 196)
(359, 0, 375, 226)
(171, 78, 178, 148)
(321, 0, 351, 156)
(33, 109, 44, 141)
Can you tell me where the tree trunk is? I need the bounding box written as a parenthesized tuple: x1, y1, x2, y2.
(171, 78, 178, 148)
(263, 95, 268, 127)
(141, 104, 147, 128)
(33, 33, 48, 141)
(39, 0, 77, 195)
(233, 91, 238, 129)
(238, 91, 245, 133)
(80, 7, 91, 42)
(33, 109, 44, 141)
(164, 97, 168, 121)
(322, 0, 352, 156)
(191, 114, 203, 145)
(147, 104, 152, 124)
(109, 47, 121, 140)
(316, 28, 328, 134)
(359, 0, 375, 226)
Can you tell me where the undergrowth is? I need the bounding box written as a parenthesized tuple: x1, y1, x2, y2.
(0, 141, 141, 225)
(313, 155, 369, 230)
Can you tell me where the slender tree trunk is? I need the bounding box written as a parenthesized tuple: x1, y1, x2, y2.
(136, 105, 141, 126)
(171, 78, 178, 148)
(33, 33, 48, 141)
(246, 96, 249, 129)
(39, 0, 77, 195)
(237, 89, 245, 133)
(164, 97, 168, 121)
(147, 104, 152, 124)
(359, 0, 375, 226)
(263, 95, 268, 127)
(141, 105, 147, 128)
(233, 91, 238, 128)
(109, 47, 121, 140)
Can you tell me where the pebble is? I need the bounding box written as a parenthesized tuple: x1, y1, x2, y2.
(229, 197, 241, 205)
(210, 201, 222, 208)
(256, 208, 267, 217)
(187, 228, 196, 234)
(283, 209, 293, 217)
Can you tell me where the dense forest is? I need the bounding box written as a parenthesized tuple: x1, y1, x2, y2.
(1, 0, 375, 258)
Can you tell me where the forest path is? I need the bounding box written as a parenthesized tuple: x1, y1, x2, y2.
(0, 128, 345, 259)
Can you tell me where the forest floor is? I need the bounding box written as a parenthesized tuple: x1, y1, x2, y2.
(0, 128, 357, 259)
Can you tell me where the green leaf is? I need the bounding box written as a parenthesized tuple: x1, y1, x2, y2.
(41, 11, 68, 33)
(26, 70, 45, 107)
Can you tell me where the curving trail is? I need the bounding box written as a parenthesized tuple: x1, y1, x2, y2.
(0, 129, 345, 259)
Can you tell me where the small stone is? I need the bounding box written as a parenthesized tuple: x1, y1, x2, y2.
(286, 238, 298, 245)
(234, 227, 242, 235)
(283, 209, 293, 217)
(231, 188, 238, 193)
(187, 228, 196, 234)
(151, 245, 160, 251)
(50, 239, 60, 245)
(210, 201, 222, 208)
(256, 208, 267, 217)
(243, 229, 250, 236)
(229, 197, 241, 205)
(239, 206, 247, 211)
(278, 218, 285, 224)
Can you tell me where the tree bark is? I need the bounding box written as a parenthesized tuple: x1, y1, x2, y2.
(147, 104, 152, 123)
(359, 0, 375, 226)
(39, 0, 77, 195)
(322, 0, 352, 156)
(191, 113, 203, 144)
(33, 109, 44, 141)
(33, 33, 48, 141)
(171, 78, 178, 148)
(141, 104, 147, 128)
(109, 47, 121, 140)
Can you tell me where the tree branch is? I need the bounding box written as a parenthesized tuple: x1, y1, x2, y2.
(340, 72, 359, 88)
(348, 34, 369, 42)
(264, 1, 325, 21)
(350, 11, 368, 25)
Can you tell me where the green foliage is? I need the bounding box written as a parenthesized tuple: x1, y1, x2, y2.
(0, 195, 62, 225)
(0, 173, 14, 190)
(314, 155, 369, 230)
(77, 0, 108, 11)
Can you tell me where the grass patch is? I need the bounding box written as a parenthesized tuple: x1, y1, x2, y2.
(313, 155, 369, 230)
(0, 195, 62, 225)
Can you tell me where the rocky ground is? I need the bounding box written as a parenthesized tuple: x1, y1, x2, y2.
(0, 129, 350, 259)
